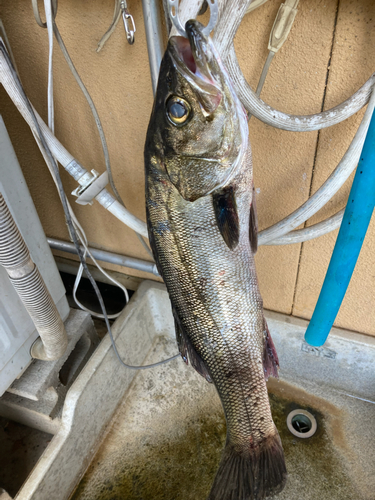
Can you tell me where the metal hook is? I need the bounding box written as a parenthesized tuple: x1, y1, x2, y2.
(120, 0, 136, 45)
(167, 0, 218, 38)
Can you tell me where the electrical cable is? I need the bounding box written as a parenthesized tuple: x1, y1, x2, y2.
(247, 50, 275, 122)
(255, 50, 274, 97)
(52, 20, 154, 258)
(39, 4, 135, 317)
(31, 0, 57, 28)
(248, 1, 300, 118)
(44, 0, 54, 133)
(96, 0, 122, 53)
(0, 41, 179, 370)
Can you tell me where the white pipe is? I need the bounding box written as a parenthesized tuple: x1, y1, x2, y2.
(95, 190, 148, 238)
(47, 237, 160, 276)
(225, 47, 375, 132)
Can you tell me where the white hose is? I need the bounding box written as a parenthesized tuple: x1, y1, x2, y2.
(0, 43, 149, 238)
(265, 209, 344, 246)
(0, 193, 68, 360)
(212, 0, 375, 131)
(258, 88, 375, 245)
(225, 47, 375, 132)
(97, 191, 148, 237)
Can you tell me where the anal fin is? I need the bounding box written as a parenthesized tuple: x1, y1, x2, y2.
(263, 318, 280, 380)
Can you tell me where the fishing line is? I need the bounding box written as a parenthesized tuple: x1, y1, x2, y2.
(0, 42, 179, 370)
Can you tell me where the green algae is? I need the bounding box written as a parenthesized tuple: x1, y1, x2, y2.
(71, 411, 225, 500)
(71, 385, 364, 500)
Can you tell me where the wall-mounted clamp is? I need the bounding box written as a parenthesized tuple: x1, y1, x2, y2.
(72, 170, 109, 206)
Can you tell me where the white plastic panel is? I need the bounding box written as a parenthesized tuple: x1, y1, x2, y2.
(0, 115, 69, 396)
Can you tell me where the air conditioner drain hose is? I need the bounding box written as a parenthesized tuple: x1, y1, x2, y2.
(0, 193, 68, 360)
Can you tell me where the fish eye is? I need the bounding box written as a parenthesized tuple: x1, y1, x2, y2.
(166, 96, 191, 126)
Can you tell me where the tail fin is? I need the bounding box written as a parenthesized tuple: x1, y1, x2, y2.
(208, 432, 287, 500)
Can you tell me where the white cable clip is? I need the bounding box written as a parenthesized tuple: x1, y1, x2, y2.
(72, 170, 109, 205)
(167, 0, 218, 38)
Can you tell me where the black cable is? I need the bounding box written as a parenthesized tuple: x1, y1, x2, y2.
(0, 41, 179, 370)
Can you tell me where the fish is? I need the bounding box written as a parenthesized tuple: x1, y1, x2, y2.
(144, 19, 287, 500)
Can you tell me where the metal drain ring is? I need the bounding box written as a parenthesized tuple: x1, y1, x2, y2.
(286, 409, 317, 439)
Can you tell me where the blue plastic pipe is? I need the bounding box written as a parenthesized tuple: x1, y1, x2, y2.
(304, 108, 375, 347)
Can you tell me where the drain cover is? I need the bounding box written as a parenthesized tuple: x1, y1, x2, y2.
(286, 409, 317, 439)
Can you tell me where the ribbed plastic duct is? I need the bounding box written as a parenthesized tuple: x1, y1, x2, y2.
(0, 192, 68, 360)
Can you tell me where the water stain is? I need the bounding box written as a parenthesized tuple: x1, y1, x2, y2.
(71, 380, 365, 500)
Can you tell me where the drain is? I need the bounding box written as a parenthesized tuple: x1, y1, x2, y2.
(286, 409, 317, 439)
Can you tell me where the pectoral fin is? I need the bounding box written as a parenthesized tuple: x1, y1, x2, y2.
(212, 186, 239, 250)
(249, 183, 258, 254)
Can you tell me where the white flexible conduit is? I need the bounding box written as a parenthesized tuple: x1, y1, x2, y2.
(0, 193, 68, 360)
(266, 209, 345, 246)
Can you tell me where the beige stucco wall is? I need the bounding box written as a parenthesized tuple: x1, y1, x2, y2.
(0, 0, 374, 335)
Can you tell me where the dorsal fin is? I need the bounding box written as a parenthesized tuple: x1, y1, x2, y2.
(249, 182, 258, 254)
(212, 186, 239, 250)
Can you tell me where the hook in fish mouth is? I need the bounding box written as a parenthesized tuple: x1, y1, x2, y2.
(169, 20, 222, 113)
(166, 0, 218, 39)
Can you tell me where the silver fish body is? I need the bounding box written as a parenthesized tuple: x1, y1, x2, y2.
(144, 20, 286, 500)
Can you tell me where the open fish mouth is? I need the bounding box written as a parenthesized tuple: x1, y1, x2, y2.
(169, 20, 222, 113)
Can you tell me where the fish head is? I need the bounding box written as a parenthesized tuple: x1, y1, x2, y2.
(146, 20, 248, 201)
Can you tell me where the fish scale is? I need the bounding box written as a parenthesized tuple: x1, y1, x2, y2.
(145, 19, 287, 500)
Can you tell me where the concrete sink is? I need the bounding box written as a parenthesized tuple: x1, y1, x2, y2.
(70, 281, 375, 500)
